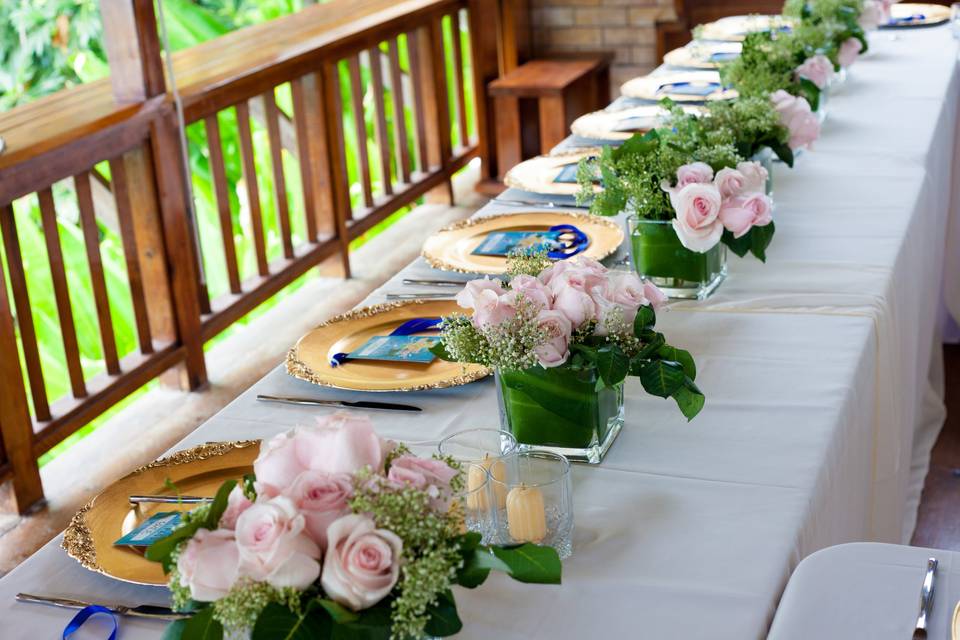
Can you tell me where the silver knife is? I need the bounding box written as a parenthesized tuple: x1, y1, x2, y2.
(129, 494, 212, 505)
(385, 292, 455, 300)
(16, 593, 188, 620)
(914, 557, 938, 639)
(256, 394, 422, 412)
(492, 198, 590, 209)
(402, 278, 467, 288)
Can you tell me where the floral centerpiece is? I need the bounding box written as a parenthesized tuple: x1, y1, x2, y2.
(432, 253, 703, 463)
(146, 413, 561, 640)
(578, 114, 777, 298)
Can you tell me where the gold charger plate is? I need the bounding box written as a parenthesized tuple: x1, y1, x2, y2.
(503, 150, 599, 196)
(421, 212, 623, 275)
(953, 599, 960, 640)
(570, 104, 704, 141)
(698, 14, 795, 41)
(63, 441, 259, 586)
(287, 299, 489, 391)
(663, 41, 743, 69)
(621, 71, 738, 103)
(885, 3, 950, 27)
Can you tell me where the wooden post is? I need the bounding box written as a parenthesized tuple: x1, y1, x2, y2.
(416, 21, 454, 204)
(319, 61, 354, 278)
(469, 0, 508, 191)
(0, 235, 45, 513)
(99, 0, 166, 102)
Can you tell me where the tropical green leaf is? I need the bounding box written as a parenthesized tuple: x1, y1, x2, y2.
(204, 479, 237, 530)
(749, 221, 776, 262)
(657, 345, 697, 380)
(721, 229, 752, 258)
(423, 590, 463, 637)
(491, 544, 562, 584)
(596, 346, 630, 388)
(672, 379, 706, 420)
(253, 603, 329, 640)
(458, 546, 511, 588)
(161, 620, 188, 640)
(633, 305, 656, 335)
(181, 606, 223, 640)
(318, 600, 359, 625)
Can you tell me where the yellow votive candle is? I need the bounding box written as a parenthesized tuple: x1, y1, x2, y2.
(466, 463, 489, 510)
(506, 483, 547, 543)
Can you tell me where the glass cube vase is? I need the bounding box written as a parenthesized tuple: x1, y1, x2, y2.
(627, 216, 727, 300)
(495, 367, 623, 464)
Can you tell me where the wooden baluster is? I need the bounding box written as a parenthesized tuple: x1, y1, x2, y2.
(37, 188, 86, 398)
(320, 60, 353, 277)
(348, 55, 375, 209)
(149, 113, 208, 390)
(74, 172, 121, 375)
(109, 156, 154, 355)
(262, 90, 295, 261)
(387, 38, 412, 184)
(0, 253, 45, 513)
(406, 31, 431, 175)
(467, 0, 504, 188)
(367, 46, 394, 197)
(204, 114, 243, 295)
(0, 205, 50, 420)
(449, 12, 470, 147)
(414, 21, 455, 202)
(291, 76, 321, 243)
(235, 101, 271, 273)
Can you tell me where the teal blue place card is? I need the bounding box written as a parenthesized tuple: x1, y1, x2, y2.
(472, 230, 563, 256)
(114, 511, 182, 547)
(657, 81, 720, 97)
(348, 335, 441, 363)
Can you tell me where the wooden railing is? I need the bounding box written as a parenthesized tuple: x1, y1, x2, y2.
(0, 0, 493, 513)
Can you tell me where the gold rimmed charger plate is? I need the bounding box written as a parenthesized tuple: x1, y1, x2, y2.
(952, 600, 960, 639)
(698, 14, 795, 41)
(503, 149, 599, 196)
(570, 104, 704, 141)
(287, 299, 489, 391)
(621, 71, 738, 103)
(63, 441, 259, 586)
(663, 41, 743, 69)
(884, 3, 950, 27)
(421, 212, 623, 275)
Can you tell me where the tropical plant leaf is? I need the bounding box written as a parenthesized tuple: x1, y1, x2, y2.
(657, 345, 696, 380)
(458, 546, 511, 588)
(318, 600, 359, 625)
(253, 603, 329, 640)
(633, 305, 656, 335)
(161, 620, 188, 640)
(672, 379, 706, 420)
(423, 590, 463, 637)
(596, 346, 630, 388)
(181, 606, 223, 640)
(721, 229, 752, 258)
(749, 220, 776, 262)
(204, 479, 237, 530)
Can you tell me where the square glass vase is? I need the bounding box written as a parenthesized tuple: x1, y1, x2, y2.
(627, 216, 727, 300)
(495, 366, 624, 464)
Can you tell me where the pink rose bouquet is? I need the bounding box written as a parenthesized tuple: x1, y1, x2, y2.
(434, 255, 704, 422)
(147, 412, 561, 639)
(660, 160, 775, 259)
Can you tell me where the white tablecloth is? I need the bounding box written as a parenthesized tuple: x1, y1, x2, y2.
(0, 26, 957, 640)
(768, 542, 960, 639)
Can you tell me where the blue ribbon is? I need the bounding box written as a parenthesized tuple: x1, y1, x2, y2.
(63, 605, 118, 640)
(547, 224, 589, 260)
(889, 13, 926, 23)
(331, 317, 442, 367)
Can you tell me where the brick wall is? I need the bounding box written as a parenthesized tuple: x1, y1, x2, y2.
(529, 0, 677, 97)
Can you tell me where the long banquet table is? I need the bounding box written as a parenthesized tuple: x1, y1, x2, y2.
(1, 24, 958, 640)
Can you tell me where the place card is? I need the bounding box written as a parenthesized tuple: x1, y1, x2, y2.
(472, 230, 563, 256)
(114, 511, 182, 547)
(347, 335, 441, 364)
(657, 81, 720, 97)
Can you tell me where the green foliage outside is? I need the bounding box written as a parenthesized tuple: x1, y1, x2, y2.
(0, 0, 475, 465)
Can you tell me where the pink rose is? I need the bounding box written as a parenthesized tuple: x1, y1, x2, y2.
(675, 161, 714, 188)
(736, 161, 768, 195)
(667, 182, 724, 253)
(321, 514, 403, 611)
(219, 485, 253, 530)
(285, 471, 353, 550)
(533, 309, 572, 367)
(713, 167, 746, 199)
(455, 277, 505, 311)
(387, 455, 457, 509)
(795, 54, 833, 89)
(254, 413, 386, 494)
(771, 90, 820, 150)
(643, 281, 668, 309)
(176, 528, 241, 602)
(471, 289, 517, 329)
(235, 495, 322, 590)
(505, 274, 553, 310)
(838, 37, 863, 68)
(552, 285, 598, 327)
(719, 194, 774, 238)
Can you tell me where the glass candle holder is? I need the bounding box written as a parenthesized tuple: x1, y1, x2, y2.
(490, 451, 574, 559)
(437, 428, 518, 462)
(452, 461, 499, 542)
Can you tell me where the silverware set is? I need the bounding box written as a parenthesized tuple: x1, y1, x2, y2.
(256, 394, 421, 412)
(16, 593, 187, 620)
(913, 557, 938, 639)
